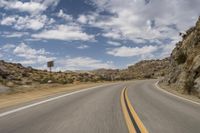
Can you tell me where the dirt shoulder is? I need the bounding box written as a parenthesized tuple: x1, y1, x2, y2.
(158, 81, 200, 104)
(0, 82, 111, 109)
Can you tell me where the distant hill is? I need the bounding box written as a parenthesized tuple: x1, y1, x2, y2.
(162, 17, 200, 97)
(0, 60, 100, 89)
(0, 57, 170, 91)
(127, 58, 170, 79)
(91, 59, 169, 81)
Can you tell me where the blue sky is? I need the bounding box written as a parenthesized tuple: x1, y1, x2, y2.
(0, 0, 200, 71)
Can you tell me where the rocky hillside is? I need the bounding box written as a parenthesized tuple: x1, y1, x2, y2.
(127, 58, 169, 79)
(0, 56, 170, 93)
(0, 60, 100, 89)
(92, 58, 169, 81)
(91, 69, 121, 81)
(163, 17, 200, 97)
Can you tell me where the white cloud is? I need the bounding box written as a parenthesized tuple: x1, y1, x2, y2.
(1, 31, 29, 38)
(41, 0, 60, 7)
(107, 45, 158, 57)
(77, 45, 89, 49)
(159, 42, 176, 58)
(107, 41, 121, 46)
(32, 24, 95, 41)
(57, 56, 114, 70)
(0, 0, 46, 14)
(77, 15, 88, 24)
(13, 43, 55, 65)
(102, 32, 122, 40)
(1, 44, 16, 52)
(131, 38, 147, 44)
(90, 0, 200, 43)
(14, 43, 47, 58)
(0, 0, 60, 14)
(0, 16, 16, 25)
(14, 15, 49, 30)
(0, 15, 50, 31)
(57, 9, 73, 21)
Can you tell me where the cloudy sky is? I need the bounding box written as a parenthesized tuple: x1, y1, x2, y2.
(0, 0, 199, 71)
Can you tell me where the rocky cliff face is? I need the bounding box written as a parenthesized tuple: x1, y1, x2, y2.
(163, 17, 200, 97)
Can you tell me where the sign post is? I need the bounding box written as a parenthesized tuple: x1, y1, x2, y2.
(47, 61, 54, 73)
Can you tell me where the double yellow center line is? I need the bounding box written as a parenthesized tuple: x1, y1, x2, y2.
(121, 88, 149, 133)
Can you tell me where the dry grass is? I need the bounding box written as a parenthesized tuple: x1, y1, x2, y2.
(0, 82, 106, 109)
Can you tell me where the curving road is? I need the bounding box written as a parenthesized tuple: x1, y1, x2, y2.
(0, 80, 199, 133)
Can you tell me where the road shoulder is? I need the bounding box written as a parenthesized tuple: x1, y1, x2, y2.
(157, 81, 200, 105)
(0, 82, 110, 110)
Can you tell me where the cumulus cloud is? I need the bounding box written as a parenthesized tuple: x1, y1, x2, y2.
(89, 0, 200, 43)
(0, 0, 46, 14)
(32, 24, 95, 41)
(0, 16, 16, 25)
(107, 45, 158, 57)
(57, 9, 73, 21)
(0, 0, 60, 14)
(15, 15, 49, 30)
(57, 56, 114, 70)
(77, 15, 88, 24)
(13, 43, 55, 65)
(1, 43, 113, 70)
(158, 42, 176, 58)
(0, 15, 51, 31)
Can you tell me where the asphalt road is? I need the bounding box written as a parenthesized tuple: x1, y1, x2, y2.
(0, 80, 200, 133)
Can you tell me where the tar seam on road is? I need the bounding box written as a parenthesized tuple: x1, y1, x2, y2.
(121, 88, 149, 133)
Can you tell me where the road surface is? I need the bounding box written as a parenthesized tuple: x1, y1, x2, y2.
(0, 80, 199, 133)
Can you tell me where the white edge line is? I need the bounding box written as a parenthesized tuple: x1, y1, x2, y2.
(0, 84, 112, 118)
(155, 81, 200, 106)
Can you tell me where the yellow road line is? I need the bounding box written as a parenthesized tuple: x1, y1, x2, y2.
(121, 87, 149, 133)
(121, 88, 136, 133)
(125, 88, 149, 133)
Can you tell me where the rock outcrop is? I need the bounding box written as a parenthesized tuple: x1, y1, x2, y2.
(163, 17, 200, 97)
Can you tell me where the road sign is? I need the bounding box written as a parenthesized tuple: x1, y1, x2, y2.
(47, 61, 54, 73)
(47, 61, 54, 68)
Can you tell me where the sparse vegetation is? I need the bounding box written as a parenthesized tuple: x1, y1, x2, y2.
(176, 50, 187, 64)
(0, 57, 170, 93)
(163, 17, 200, 98)
(185, 79, 194, 94)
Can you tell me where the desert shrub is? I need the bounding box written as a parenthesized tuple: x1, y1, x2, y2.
(144, 74, 151, 79)
(160, 72, 165, 76)
(56, 77, 73, 84)
(65, 78, 74, 84)
(80, 78, 90, 82)
(185, 79, 194, 94)
(176, 51, 187, 64)
(40, 77, 51, 84)
(58, 79, 68, 84)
